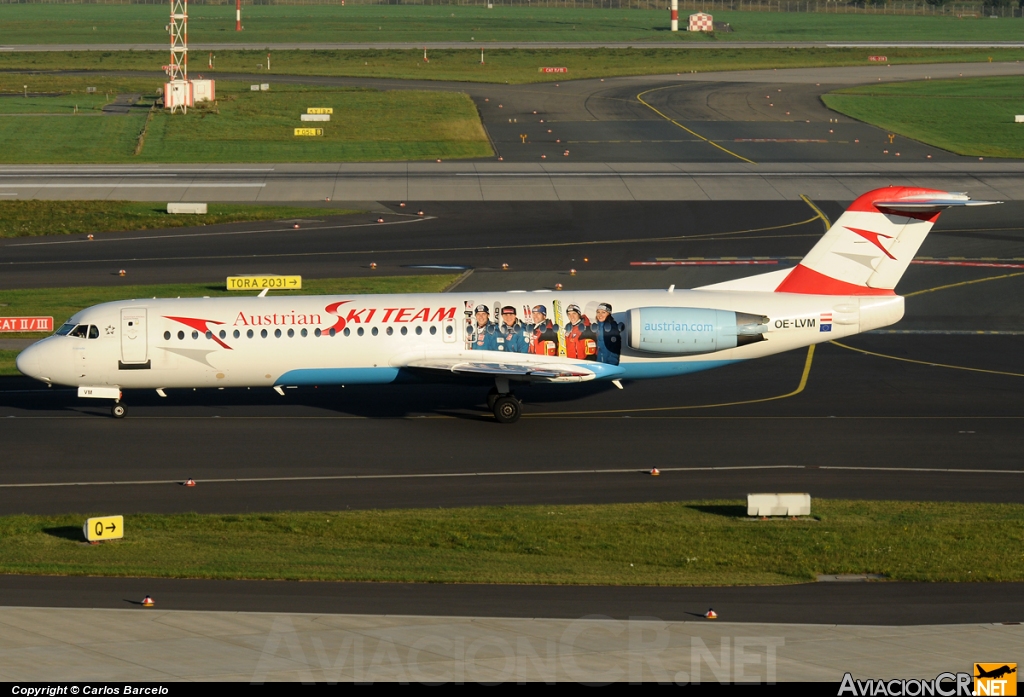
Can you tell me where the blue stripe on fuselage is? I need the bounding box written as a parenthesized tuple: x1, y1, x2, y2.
(276, 367, 401, 385)
(275, 360, 739, 386)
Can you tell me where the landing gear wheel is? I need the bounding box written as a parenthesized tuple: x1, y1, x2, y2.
(111, 402, 126, 419)
(486, 387, 500, 411)
(493, 395, 521, 424)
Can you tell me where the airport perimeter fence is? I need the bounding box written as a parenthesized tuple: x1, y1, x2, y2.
(3, 0, 1021, 16)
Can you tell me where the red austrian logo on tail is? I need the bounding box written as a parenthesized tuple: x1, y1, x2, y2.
(845, 226, 896, 260)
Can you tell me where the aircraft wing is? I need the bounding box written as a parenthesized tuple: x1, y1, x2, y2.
(406, 358, 599, 383)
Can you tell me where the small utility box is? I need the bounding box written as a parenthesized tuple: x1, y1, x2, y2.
(168, 202, 208, 215)
(747, 493, 811, 517)
(1016, 115, 1024, 123)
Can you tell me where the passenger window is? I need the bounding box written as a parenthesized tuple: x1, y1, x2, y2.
(386, 327, 394, 336)
(233, 330, 240, 339)
(274, 329, 282, 338)
(219, 330, 227, 339)
(164, 331, 171, 340)
(301, 328, 307, 337)
(430, 326, 437, 335)
(178, 330, 185, 340)
(371, 327, 379, 336)
(400, 327, 408, 336)
(261, 329, 268, 339)
(205, 331, 212, 339)
(247, 329, 254, 339)
(357, 327, 364, 337)
(315, 328, 322, 337)
(415, 326, 423, 336)
(287, 328, 294, 338)
(69, 325, 89, 338)
(192, 330, 199, 339)
(342, 328, 349, 337)
(88, 325, 99, 339)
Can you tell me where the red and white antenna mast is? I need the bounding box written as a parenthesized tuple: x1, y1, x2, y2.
(236, 0, 242, 31)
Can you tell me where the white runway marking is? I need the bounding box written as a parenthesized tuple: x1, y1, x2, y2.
(2, 464, 1022, 489)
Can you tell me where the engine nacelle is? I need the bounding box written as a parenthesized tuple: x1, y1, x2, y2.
(627, 307, 768, 355)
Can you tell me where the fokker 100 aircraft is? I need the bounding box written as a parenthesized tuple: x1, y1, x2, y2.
(16, 187, 997, 423)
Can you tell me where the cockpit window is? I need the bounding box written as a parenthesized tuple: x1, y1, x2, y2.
(68, 325, 90, 338)
(55, 323, 76, 336)
(88, 325, 99, 339)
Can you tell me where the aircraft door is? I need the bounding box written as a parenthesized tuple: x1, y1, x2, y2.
(73, 346, 87, 378)
(120, 308, 148, 364)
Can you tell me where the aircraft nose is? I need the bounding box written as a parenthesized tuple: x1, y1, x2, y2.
(15, 344, 40, 379)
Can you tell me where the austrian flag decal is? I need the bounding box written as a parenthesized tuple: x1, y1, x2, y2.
(820, 313, 833, 333)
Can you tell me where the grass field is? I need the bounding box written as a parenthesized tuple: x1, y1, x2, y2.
(0, 200, 360, 238)
(5, 47, 1024, 87)
(3, 5, 1024, 44)
(0, 275, 458, 373)
(2, 500, 1023, 585)
(0, 75, 491, 163)
(823, 76, 1024, 158)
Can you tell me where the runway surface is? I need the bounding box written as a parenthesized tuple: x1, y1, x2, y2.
(2, 575, 1023, 625)
(1, 199, 1022, 516)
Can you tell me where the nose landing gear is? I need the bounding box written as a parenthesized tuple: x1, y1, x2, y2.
(111, 401, 126, 419)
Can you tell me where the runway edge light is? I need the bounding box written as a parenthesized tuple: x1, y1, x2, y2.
(83, 515, 124, 543)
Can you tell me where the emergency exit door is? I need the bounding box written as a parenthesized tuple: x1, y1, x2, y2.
(120, 308, 148, 364)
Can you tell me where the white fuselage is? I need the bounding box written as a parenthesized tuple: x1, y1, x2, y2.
(16, 288, 904, 391)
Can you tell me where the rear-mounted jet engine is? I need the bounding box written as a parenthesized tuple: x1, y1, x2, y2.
(627, 308, 768, 355)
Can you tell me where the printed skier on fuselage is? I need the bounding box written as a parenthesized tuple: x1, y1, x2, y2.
(467, 304, 498, 351)
(563, 304, 596, 361)
(497, 306, 530, 353)
(592, 303, 621, 366)
(527, 305, 559, 356)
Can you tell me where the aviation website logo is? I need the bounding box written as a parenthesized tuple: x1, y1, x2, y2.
(975, 663, 1017, 696)
(837, 664, 1016, 697)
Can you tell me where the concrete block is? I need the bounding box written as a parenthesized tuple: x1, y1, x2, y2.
(301, 114, 330, 122)
(167, 202, 208, 215)
(1016, 115, 1024, 123)
(747, 493, 811, 517)
(260, 83, 270, 91)
(250, 85, 260, 92)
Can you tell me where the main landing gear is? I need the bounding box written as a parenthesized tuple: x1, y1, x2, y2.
(489, 379, 521, 424)
(111, 401, 126, 419)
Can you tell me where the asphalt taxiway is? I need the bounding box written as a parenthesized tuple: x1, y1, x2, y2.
(2, 62, 1023, 203)
(3, 574, 1024, 625)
